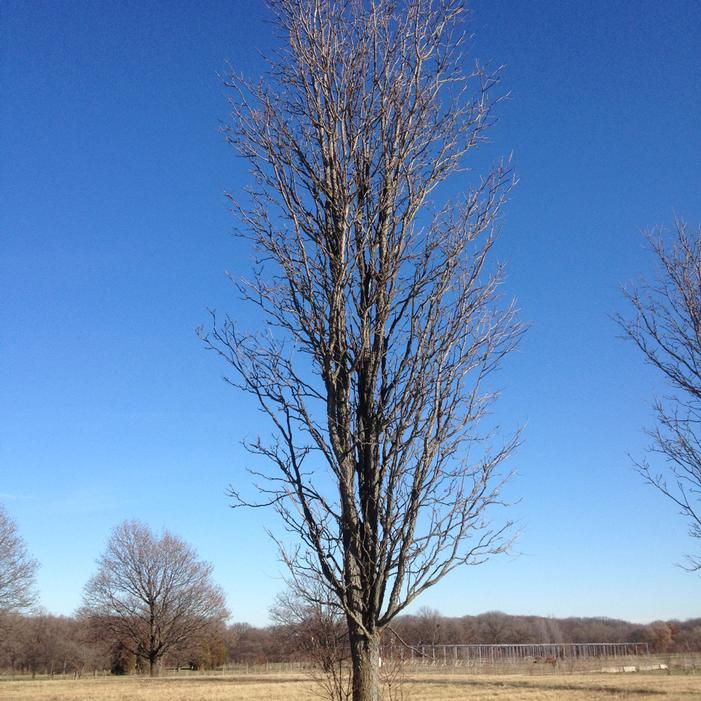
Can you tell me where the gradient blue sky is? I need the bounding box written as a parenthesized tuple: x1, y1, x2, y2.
(2, 0, 700, 626)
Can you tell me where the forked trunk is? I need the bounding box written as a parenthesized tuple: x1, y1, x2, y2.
(349, 627, 380, 701)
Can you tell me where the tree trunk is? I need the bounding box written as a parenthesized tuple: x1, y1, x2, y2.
(349, 628, 380, 701)
(149, 656, 158, 677)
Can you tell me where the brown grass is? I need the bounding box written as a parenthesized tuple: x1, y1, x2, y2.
(1, 670, 700, 701)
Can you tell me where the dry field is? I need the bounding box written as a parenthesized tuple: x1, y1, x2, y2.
(1, 670, 700, 701)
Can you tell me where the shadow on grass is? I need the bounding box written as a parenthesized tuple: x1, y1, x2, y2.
(146, 675, 311, 685)
(405, 676, 668, 696)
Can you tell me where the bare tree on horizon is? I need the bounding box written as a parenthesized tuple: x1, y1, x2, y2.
(81, 520, 229, 676)
(0, 504, 37, 614)
(617, 219, 701, 573)
(202, 1, 522, 698)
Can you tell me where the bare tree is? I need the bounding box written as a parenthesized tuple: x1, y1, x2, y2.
(272, 585, 352, 700)
(0, 505, 37, 613)
(617, 219, 701, 572)
(81, 520, 229, 676)
(203, 1, 522, 698)
(415, 606, 443, 646)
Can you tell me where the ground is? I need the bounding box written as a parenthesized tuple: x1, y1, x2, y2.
(1, 670, 700, 701)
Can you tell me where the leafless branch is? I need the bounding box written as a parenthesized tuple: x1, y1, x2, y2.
(0, 505, 37, 614)
(203, 2, 522, 698)
(617, 219, 701, 572)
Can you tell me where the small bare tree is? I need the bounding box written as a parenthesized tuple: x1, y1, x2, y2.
(203, 1, 522, 698)
(0, 505, 37, 613)
(272, 585, 352, 700)
(617, 220, 701, 571)
(81, 520, 229, 676)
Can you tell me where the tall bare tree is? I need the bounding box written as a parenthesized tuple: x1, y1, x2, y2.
(203, 1, 522, 698)
(81, 521, 229, 676)
(617, 219, 701, 572)
(0, 505, 37, 613)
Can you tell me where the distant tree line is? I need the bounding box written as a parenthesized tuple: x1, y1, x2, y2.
(2, 502, 701, 681)
(2, 608, 698, 677)
(387, 609, 701, 654)
(0, 612, 230, 677)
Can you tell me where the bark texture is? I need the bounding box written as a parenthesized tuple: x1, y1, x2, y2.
(349, 625, 380, 701)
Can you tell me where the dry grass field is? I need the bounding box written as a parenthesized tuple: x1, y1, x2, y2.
(1, 670, 700, 701)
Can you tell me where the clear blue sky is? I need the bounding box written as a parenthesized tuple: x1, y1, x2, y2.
(2, 0, 700, 626)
